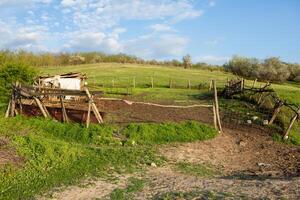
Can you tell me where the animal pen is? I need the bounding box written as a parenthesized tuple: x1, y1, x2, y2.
(222, 78, 300, 139)
(4, 73, 223, 133)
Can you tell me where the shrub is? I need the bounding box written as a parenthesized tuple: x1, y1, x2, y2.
(0, 62, 37, 102)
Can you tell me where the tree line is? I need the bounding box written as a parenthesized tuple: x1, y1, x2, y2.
(224, 56, 300, 82)
(0, 50, 220, 70)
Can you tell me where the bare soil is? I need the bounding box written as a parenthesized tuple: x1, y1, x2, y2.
(0, 137, 23, 166)
(95, 99, 214, 124)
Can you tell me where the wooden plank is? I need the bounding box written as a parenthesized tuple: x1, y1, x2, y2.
(34, 97, 48, 118)
(60, 96, 69, 123)
(86, 100, 91, 128)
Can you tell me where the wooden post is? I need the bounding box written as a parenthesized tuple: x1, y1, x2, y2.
(10, 91, 16, 117)
(188, 79, 191, 89)
(34, 97, 48, 118)
(240, 78, 244, 91)
(112, 79, 115, 88)
(169, 79, 172, 88)
(86, 100, 91, 128)
(212, 103, 217, 130)
(5, 100, 11, 118)
(252, 78, 257, 88)
(133, 77, 136, 88)
(269, 102, 283, 125)
(209, 80, 213, 91)
(213, 80, 223, 133)
(60, 96, 69, 123)
(151, 77, 154, 88)
(84, 88, 103, 124)
(283, 109, 300, 139)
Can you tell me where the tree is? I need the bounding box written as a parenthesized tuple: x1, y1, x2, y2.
(183, 54, 192, 69)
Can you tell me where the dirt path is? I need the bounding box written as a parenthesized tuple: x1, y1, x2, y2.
(40, 126, 300, 200)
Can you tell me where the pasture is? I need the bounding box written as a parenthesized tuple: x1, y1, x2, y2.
(0, 63, 300, 199)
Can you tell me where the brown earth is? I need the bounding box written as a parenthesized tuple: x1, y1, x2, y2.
(95, 99, 214, 125)
(0, 137, 23, 166)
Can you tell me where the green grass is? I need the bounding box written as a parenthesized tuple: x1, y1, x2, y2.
(0, 116, 216, 199)
(123, 121, 218, 145)
(109, 177, 145, 200)
(175, 162, 218, 177)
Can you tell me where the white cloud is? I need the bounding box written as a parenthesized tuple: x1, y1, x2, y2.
(0, 0, 203, 59)
(150, 24, 173, 32)
(125, 33, 188, 59)
(196, 55, 229, 65)
(63, 31, 123, 53)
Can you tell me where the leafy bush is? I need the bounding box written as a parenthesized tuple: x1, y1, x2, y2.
(0, 62, 37, 103)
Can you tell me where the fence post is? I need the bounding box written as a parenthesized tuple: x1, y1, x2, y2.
(151, 76, 154, 88)
(252, 78, 257, 88)
(112, 79, 115, 88)
(188, 79, 191, 89)
(209, 80, 213, 91)
(283, 108, 300, 139)
(269, 102, 283, 125)
(133, 76, 136, 88)
(169, 79, 172, 88)
(213, 80, 223, 133)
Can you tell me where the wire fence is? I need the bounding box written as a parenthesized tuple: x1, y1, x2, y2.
(87, 75, 230, 90)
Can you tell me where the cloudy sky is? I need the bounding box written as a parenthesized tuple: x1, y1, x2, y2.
(0, 0, 299, 64)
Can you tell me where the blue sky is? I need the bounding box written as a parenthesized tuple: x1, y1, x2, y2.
(0, 0, 299, 64)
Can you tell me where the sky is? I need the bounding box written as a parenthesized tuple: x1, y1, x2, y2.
(0, 0, 299, 64)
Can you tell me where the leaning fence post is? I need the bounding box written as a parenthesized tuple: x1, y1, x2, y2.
(269, 101, 284, 125)
(213, 80, 223, 133)
(283, 108, 300, 139)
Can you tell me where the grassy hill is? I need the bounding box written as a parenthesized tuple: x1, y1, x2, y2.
(40, 63, 300, 105)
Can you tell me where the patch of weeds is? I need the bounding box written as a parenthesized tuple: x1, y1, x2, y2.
(109, 177, 145, 200)
(152, 190, 245, 200)
(175, 162, 219, 177)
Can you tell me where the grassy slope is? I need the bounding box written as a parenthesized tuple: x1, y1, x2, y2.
(40, 63, 300, 104)
(0, 116, 216, 199)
